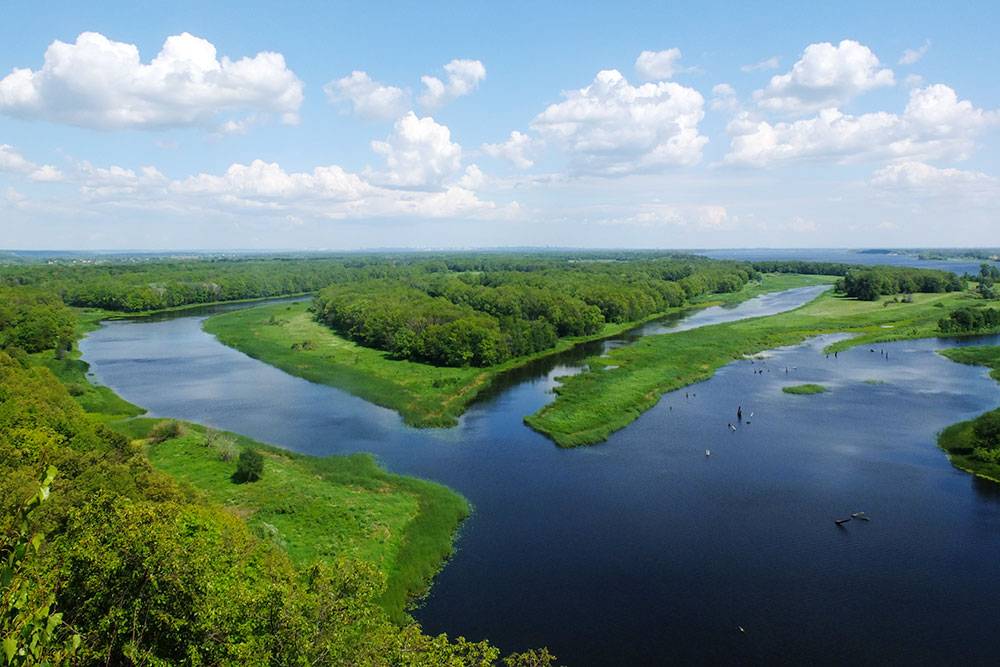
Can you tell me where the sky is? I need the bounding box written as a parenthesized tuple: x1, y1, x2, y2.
(1, 0, 998, 250)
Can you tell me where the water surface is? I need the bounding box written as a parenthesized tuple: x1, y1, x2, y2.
(79, 286, 1000, 665)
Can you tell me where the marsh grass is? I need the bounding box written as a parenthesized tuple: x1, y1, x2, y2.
(526, 289, 984, 447)
(782, 384, 828, 395)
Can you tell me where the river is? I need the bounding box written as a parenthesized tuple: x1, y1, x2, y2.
(79, 285, 1000, 665)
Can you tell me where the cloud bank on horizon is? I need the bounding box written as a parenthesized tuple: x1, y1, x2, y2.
(0, 3, 997, 249)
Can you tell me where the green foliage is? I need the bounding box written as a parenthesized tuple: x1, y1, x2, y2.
(939, 306, 1000, 333)
(234, 448, 264, 483)
(147, 419, 184, 444)
(835, 266, 963, 301)
(313, 258, 758, 367)
(0, 287, 74, 353)
(2, 467, 80, 666)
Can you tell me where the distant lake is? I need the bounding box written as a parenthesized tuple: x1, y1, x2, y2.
(79, 285, 1000, 664)
(700, 248, 998, 278)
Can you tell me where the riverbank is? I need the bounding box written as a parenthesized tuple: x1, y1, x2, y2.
(202, 273, 836, 428)
(937, 346, 1000, 483)
(526, 288, 982, 447)
(29, 329, 472, 622)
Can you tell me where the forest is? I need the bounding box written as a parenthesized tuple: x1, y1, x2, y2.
(0, 286, 552, 665)
(313, 258, 757, 367)
(835, 266, 964, 300)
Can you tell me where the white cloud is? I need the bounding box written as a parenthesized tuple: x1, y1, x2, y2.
(457, 164, 486, 190)
(904, 74, 925, 89)
(418, 59, 486, 109)
(725, 84, 998, 166)
(710, 83, 739, 112)
(741, 56, 781, 73)
(56, 155, 509, 222)
(601, 204, 731, 229)
(0, 31, 303, 130)
(531, 69, 707, 175)
(324, 70, 409, 120)
(754, 39, 894, 114)
(369, 112, 463, 187)
(482, 130, 535, 168)
(899, 40, 931, 65)
(634, 48, 682, 81)
(0, 144, 63, 181)
(870, 161, 998, 199)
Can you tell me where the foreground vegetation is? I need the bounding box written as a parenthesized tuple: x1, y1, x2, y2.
(0, 287, 551, 663)
(526, 288, 983, 447)
(937, 346, 1000, 482)
(205, 274, 833, 427)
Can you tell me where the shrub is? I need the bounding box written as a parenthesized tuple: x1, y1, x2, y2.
(148, 420, 184, 444)
(215, 436, 239, 462)
(234, 448, 263, 483)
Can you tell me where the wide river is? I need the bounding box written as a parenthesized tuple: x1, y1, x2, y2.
(79, 285, 1000, 665)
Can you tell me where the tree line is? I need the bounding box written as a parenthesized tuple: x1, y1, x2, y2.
(835, 267, 964, 301)
(939, 307, 1000, 333)
(314, 259, 758, 367)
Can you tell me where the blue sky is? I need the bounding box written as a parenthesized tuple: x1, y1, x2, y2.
(1, 0, 998, 249)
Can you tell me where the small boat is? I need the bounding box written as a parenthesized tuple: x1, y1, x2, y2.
(835, 518, 852, 526)
(737, 626, 745, 634)
(705, 449, 711, 457)
(850, 512, 870, 521)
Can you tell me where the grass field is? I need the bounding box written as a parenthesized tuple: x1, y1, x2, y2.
(782, 383, 828, 395)
(525, 288, 984, 447)
(202, 273, 836, 428)
(139, 420, 468, 622)
(936, 346, 1000, 483)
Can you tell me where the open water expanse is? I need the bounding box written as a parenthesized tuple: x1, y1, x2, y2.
(79, 285, 1000, 665)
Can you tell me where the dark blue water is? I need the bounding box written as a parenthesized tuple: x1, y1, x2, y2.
(701, 248, 999, 279)
(79, 287, 1000, 665)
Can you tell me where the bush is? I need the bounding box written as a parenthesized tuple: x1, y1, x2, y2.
(148, 420, 184, 444)
(234, 448, 263, 483)
(214, 436, 239, 462)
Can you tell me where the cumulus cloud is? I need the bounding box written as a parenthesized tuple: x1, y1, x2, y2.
(0, 144, 63, 181)
(741, 56, 780, 73)
(899, 40, 931, 66)
(369, 112, 463, 187)
(55, 155, 508, 221)
(634, 48, 682, 81)
(482, 130, 535, 168)
(418, 59, 486, 109)
(0, 31, 303, 130)
(754, 39, 894, 114)
(324, 70, 409, 120)
(870, 161, 998, 199)
(530, 69, 707, 175)
(725, 84, 998, 166)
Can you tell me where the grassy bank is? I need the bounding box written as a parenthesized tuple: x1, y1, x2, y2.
(526, 288, 982, 447)
(783, 383, 828, 395)
(203, 273, 836, 428)
(141, 421, 469, 621)
(937, 346, 1000, 482)
(29, 319, 471, 622)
